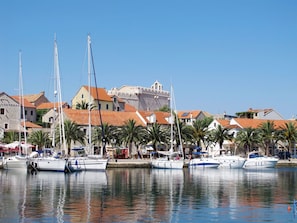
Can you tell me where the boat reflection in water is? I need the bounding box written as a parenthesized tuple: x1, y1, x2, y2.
(1, 167, 296, 222)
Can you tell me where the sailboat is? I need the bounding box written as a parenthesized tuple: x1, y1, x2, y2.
(3, 51, 31, 170)
(28, 37, 68, 172)
(150, 85, 184, 169)
(68, 35, 108, 171)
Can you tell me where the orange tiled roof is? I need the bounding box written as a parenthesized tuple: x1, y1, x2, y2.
(63, 108, 146, 126)
(11, 96, 35, 108)
(178, 110, 200, 119)
(124, 103, 137, 112)
(217, 119, 230, 127)
(82, 86, 113, 102)
(23, 92, 45, 103)
(22, 121, 42, 128)
(36, 102, 68, 110)
(137, 110, 170, 125)
(233, 118, 297, 129)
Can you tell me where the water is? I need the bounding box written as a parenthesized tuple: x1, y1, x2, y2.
(1, 167, 297, 223)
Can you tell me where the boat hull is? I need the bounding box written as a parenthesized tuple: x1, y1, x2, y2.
(151, 159, 184, 169)
(215, 156, 246, 169)
(188, 158, 220, 168)
(3, 156, 28, 170)
(69, 157, 108, 171)
(243, 157, 279, 169)
(28, 158, 67, 172)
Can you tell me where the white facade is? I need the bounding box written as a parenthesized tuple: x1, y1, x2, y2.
(108, 81, 170, 111)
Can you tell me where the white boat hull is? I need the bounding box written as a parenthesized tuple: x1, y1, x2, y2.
(3, 156, 28, 170)
(69, 157, 108, 171)
(188, 158, 220, 168)
(151, 159, 184, 169)
(243, 157, 279, 169)
(215, 156, 246, 169)
(29, 157, 67, 172)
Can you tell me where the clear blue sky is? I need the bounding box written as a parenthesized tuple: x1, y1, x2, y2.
(1, 1, 296, 119)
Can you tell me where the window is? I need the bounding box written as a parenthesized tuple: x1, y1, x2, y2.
(31, 111, 33, 116)
(0, 108, 4, 115)
(4, 123, 8, 129)
(106, 104, 109, 110)
(81, 94, 84, 99)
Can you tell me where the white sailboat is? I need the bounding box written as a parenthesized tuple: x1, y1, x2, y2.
(28, 37, 68, 172)
(68, 34, 108, 171)
(3, 51, 30, 170)
(151, 85, 184, 169)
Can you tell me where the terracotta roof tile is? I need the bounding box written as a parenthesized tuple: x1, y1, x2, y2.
(11, 96, 35, 108)
(22, 121, 42, 128)
(37, 102, 68, 110)
(82, 86, 112, 102)
(22, 92, 45, 103)
(233, 118, 297, 129)
(124, 103, 137, 112)
(63, 108, 146, 127)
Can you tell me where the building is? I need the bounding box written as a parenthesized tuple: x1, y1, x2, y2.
(108, 80, 170, 111)
(236, 108, 284, 120)
(71, 86, 114, 111)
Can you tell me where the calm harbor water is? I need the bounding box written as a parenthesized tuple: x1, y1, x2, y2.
(1, 167, 297, 223)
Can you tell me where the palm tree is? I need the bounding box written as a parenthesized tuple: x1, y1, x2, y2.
(28, 130, 51, 151)
(119, 119, 146, 158)
(280, 122, 297, 157)
(145, 123, 168, 151)
(56, 120, 85, 155)
(191, 117, 213, 147)
(258, 120, 276, 156)
(3, 131, 19, 143)
(93, 123, 118, 154)
(235, 127, 260, 155)
(75, 100, 95, 110)
(211, 125, 234, 155)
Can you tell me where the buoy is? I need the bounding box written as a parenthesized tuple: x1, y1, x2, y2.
(288, 205, 291, 211)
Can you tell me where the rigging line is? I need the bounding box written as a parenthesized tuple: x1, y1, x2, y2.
(90, 41, 106, 155)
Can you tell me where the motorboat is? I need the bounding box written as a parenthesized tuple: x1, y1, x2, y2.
(242, 151, 279, 169)
(214, 154, 246, 169)
(188, 151, 220, 168)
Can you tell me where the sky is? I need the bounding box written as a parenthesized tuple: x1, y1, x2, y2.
(1, 0, 297, 119)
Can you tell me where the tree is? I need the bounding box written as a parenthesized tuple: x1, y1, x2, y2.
(145, 123, 168, 151)
(3, 131, 19, 143)
(258, 120, 276, 155)
(158, 105, 170, 112)
(191, 117, 213, 147)
(75, 100, 95, 110)
(280, 122, 297, 156)
(28, 130, 51, 150)
(211, 125, 234, 154)
(235, 127, 260, 155)
(93, 123, 118, 155)
(56, 120, 85, 155)
(119, 119, 146, 157)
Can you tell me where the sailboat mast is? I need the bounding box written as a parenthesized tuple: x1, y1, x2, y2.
(87, 35, 92, 154)
(54, 37, 66, 155)
(18, 51, 27, 154)
(170, 85, 173, 153)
